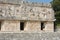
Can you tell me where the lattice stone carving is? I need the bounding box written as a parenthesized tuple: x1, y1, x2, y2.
(0, 3, 55, 21)
(15, 6, 21, 18)
(0, 6, 6, 17)
(20, 6, 33, 13)
(6, 5, 15, 17)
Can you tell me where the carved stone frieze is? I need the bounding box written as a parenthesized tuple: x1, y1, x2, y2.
(0, 2, 55, 21)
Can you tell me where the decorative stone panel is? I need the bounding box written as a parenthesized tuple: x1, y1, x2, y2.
(0, 3, 55, 21)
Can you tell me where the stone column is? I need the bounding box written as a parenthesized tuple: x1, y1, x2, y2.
(44, 22, 54, 32)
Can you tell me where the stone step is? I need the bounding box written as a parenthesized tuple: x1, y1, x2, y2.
(0, 32, 60, 40)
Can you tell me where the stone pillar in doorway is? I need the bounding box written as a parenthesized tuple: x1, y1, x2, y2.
(44, 22, 54, 32)
(24, 21, 41, 32)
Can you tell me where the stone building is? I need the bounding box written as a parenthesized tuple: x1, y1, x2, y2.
(0, 0, 56, 32)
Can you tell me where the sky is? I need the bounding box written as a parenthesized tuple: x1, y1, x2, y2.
(26, 0, 52, 3)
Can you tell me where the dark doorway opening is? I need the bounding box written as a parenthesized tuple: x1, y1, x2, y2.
(20, 22, 24, 30)
(41, 22, 45, 30)
(54, 22, 57, 32)
(0, 22, 1, 30)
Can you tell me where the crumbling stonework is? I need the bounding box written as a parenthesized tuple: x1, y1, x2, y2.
(0, 0, 56, 32)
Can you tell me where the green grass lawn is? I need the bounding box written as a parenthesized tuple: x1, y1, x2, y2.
(56, 24, 60, 28)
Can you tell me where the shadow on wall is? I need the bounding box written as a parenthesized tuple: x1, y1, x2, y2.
(54, 22, 57, 32)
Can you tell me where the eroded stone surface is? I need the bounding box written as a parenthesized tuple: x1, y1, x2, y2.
(0, 33, 59, 40)
(0, 1, 55, 32)
(0, 2, 55, 21)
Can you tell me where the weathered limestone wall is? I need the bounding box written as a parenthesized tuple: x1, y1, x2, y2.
(44, 22, 54, 32)
(0, 20, 54, 32)
(1, 20, 20, 32)
(24, 21, 41, 32)
(0, 0, 55, 32)
(1, 20, 41, 32)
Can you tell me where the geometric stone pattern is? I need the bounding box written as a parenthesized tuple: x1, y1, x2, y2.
(0, 1, 55, 21)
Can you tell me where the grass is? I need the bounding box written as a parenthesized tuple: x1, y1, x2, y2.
(56, 24, 60, 28)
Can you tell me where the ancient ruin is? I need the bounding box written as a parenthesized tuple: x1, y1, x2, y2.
(0, 0, 56, 32)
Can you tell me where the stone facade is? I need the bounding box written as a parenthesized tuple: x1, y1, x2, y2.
(0, 0, 56, 32)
